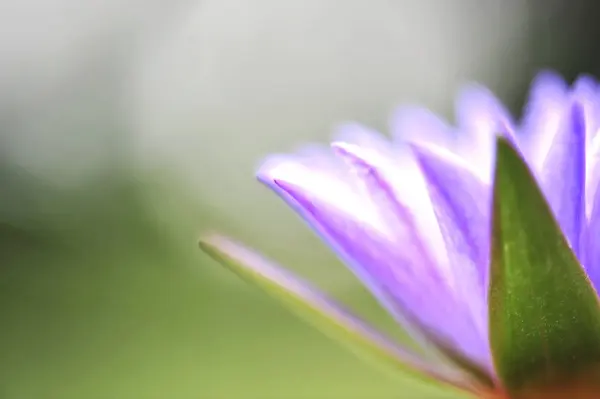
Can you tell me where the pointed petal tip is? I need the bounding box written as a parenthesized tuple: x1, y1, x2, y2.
(198, 231, 218, 249)
(329, 140, 354, 154)
(255, 153, 288, 185)
(526, 70, 568, 105)
(390, 105, 443, 127)
(455, 83, 515, 138)
(456, 82, 496, 104)
(534, 69, 563, 79)
(390, 105, 454, 146)
(199, 232, 299, 289)
(255, 143, 347, 187)
(198, 232, 243, 264)
(455, 82, 507, 118)
(331, 124, 397, 160)
(532, 69, 567, 88)
(573, 74, 599, 92)
(255, 153, 315, 190)
(331, 121, 376, 142)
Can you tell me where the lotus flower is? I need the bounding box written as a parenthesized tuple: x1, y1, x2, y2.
(199, 72, 600, 398)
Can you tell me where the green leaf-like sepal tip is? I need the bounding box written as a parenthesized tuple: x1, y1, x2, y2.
(490, 137, 600, 396)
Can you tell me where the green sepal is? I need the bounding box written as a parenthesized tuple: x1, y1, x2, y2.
(489, 137, 600, 394)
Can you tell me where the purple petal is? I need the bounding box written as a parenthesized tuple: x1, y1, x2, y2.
(331, 123, 452, 277)
(390, 106, 465, 162)
(539, 102, 586, 257)
(454, 85, 515, 180)
(571, 76, 600, 220)
(280, 178, 488, 368)
(258, 136, 492, 375)
(587, 135, 600, 220)
(583, 105, 600, 291)
(391, 106, 456, 148)
(572, 75, 600, 147)
(518, 71, 568, 170)
(455, 84, 513, 136)
(409, 143, 490, 331)
(584, 189, 600, 292)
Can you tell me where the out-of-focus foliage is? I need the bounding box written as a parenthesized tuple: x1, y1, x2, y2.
(0, 170, 451, 397)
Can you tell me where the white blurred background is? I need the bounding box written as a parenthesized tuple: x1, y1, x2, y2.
(1, 0, 529, 200)
(2, 0, 535, 260)
(130, 0, 528, 233)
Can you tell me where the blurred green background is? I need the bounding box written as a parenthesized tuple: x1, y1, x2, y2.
(0, 172, 456, 398)
(2, 1, 600, 397)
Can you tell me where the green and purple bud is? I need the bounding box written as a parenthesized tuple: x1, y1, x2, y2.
(200, 72, 600, 398)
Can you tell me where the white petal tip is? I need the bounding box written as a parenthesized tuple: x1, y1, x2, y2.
(256, 153, 317, 187)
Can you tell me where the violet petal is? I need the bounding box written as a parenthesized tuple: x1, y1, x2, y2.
(539, 102, 586, 257)
(454, 85, 518, 181)
(277, 178, 489, 370)
(518, 71, 569, 170)
(583, 133, 600, 291)
(409, 143, 490, 337)
(258, 139, 492, 374)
